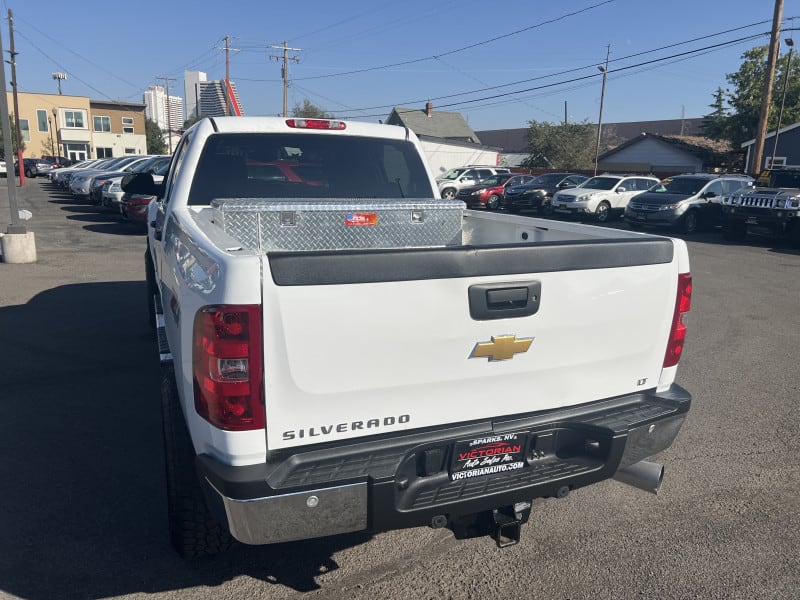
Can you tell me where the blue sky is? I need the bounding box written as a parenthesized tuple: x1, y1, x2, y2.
(6, 0, 800, 131)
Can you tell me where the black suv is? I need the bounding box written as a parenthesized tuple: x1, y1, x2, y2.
(499, 172, 589, 213)
(626, 173, 753, 233)
(722, 169, 800, 245)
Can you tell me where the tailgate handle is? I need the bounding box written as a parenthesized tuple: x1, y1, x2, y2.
(468, 282, 541, 321)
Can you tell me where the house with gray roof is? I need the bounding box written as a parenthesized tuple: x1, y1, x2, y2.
(386, 103, 482, 144)
(598, 133, 738, 174)
(476, 118, 706, 166)
(385, 103, 502, 176)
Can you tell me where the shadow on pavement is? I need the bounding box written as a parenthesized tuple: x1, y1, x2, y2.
(0, 282, 370, 599)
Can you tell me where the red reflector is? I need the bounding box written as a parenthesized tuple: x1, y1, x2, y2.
(285, 118, 346, 130)
(663, 273, 692, 368)
(193, 305, 264, 431)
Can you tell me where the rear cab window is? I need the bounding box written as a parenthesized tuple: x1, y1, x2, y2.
(188, 133, 434, 205)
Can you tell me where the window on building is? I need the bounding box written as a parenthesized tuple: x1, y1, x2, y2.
(64, 111, 86, 128)
(767, 156, 786, 168)
(124, 147, 137, 154)
(122, 117, 135, 134)
(93, 116, 111, 132)
(96, 147, 113, 158)
(19, 119, 31, 142)
(37, 109, 49, 132)
(123, 126, 134, 134)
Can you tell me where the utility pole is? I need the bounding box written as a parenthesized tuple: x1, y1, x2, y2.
(7, 9, 24, 186)
(771, 38, 794, 167)
(751, 0, 784, 175)
(269, 41, 301, 117)
(214, 35, 240, 116)
(156, 76, 177, 153)
(0, 17, 22, 234)
(594, 45, 611, 176)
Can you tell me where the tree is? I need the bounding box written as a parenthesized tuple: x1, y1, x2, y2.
(291, 99, 335, 119)
(702, 87, 729, 141)
(521, 119, 596, 170)
(145, 118, 167, 155)
(0, 115, 26, 160)
(705, 45, 800, 148)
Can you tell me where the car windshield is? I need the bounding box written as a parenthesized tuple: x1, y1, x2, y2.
(581, 176, 620, 191)
(440, 168, 467, 180)
(531, 174, 568, 186)
(479, 175, 506, 186)
(647, 177, 708, 195)
(766, 170, 800, 188)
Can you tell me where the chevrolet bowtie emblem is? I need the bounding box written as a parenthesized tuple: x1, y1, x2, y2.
(469, 335, 533, 362)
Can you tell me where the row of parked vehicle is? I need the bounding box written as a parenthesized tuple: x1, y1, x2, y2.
(45, 154, 170, 224)
(435, 165, 756, 234)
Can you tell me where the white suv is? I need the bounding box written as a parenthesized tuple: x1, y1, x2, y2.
(436, 165, 511, 199)
(551, 174, 659, 222)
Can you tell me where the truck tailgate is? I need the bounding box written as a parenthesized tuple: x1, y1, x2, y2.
(261, 240, 678, 450)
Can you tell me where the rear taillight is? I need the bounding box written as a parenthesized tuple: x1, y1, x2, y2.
(129, 194, 155, 206)
(663, 273, 692, 368)
(286, 118, 346, 130)
(192, 305, 264, 431)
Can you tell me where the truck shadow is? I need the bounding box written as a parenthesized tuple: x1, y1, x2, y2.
(0, 282, 371, 599)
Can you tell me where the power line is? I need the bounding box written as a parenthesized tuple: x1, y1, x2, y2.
(344, 31, 771, 120)
(333, 25, 774, 115)
(285, 0, 619, 82)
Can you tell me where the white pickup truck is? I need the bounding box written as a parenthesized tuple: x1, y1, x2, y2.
(125, 117, 692, 559)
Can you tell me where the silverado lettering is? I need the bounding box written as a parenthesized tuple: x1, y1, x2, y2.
(282, 414, 411, 441)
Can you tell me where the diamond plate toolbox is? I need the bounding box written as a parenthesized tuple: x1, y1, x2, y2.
(210, 198, 465, 252)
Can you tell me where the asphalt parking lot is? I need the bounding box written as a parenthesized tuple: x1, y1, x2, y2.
(0, 178, 798, 600)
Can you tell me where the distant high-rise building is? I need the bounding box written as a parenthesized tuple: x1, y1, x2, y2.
(184, 71, 207, 120)
(143, 85, 184, 134)
(184, 70, 244, 118)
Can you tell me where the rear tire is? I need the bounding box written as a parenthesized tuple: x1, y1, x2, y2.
(161, 365, 234, 559)
(145, 246, 156, 330)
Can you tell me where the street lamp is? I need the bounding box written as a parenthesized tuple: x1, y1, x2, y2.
(771, 38, 794, 169)
(52, 107, 60, 160)
(52, 72, 66, 95)
(593, 64, 608, 176)
(48, 117, 55, 158)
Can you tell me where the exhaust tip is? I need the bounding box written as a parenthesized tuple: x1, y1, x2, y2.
(613, 460, 664, 495)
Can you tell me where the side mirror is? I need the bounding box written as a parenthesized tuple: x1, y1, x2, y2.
(703, 191, 717, 199)
(560, 182, 576, 189)
(616, 186, 627, 193)
(122, 172, 161, 197)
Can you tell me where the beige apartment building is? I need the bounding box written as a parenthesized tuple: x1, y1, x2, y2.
(8, 91, 147, 161)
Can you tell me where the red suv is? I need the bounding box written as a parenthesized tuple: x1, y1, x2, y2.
(456, 173, 535, 209)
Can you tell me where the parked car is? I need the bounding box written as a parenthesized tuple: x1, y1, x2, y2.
(436, 165, 511, 200)
(500, 173, 589, 213)
(625, 173, 754, 233)
(69, 156, 148, 201)
(551, 174, 660, 222)
(51, 159, 108, 187)
(101, 156, 171, 209)
(120, 190, 157, 226)
(88, 156, 163, 205)
(0, 160, 6, 177)
(456, 173, 534, 209)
